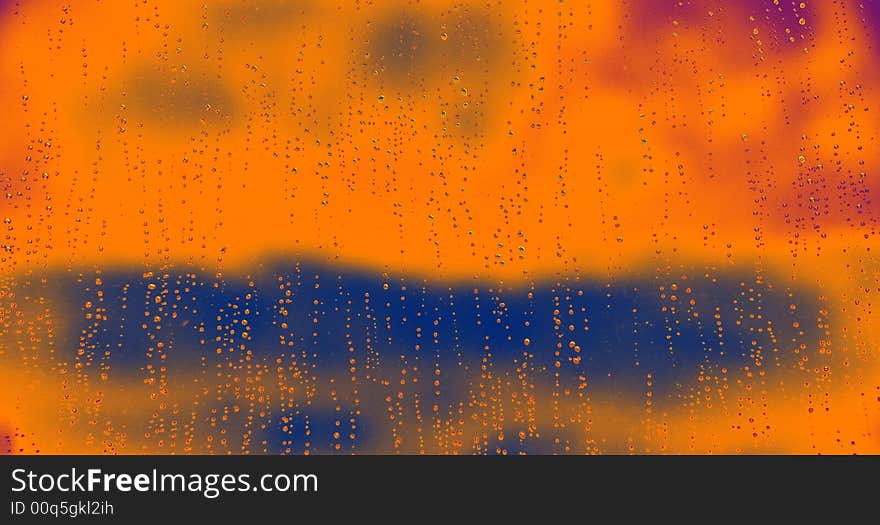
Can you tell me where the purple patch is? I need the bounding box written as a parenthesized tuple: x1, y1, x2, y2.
(628, 0, 815, 43)
(856, 0, 880, 43)
(737, 0, 816, 39)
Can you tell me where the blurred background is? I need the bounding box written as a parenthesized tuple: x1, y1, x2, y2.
(0, 0, 878, 453)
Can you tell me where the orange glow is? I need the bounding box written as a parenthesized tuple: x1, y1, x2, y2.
(1, 0, 879, 454)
